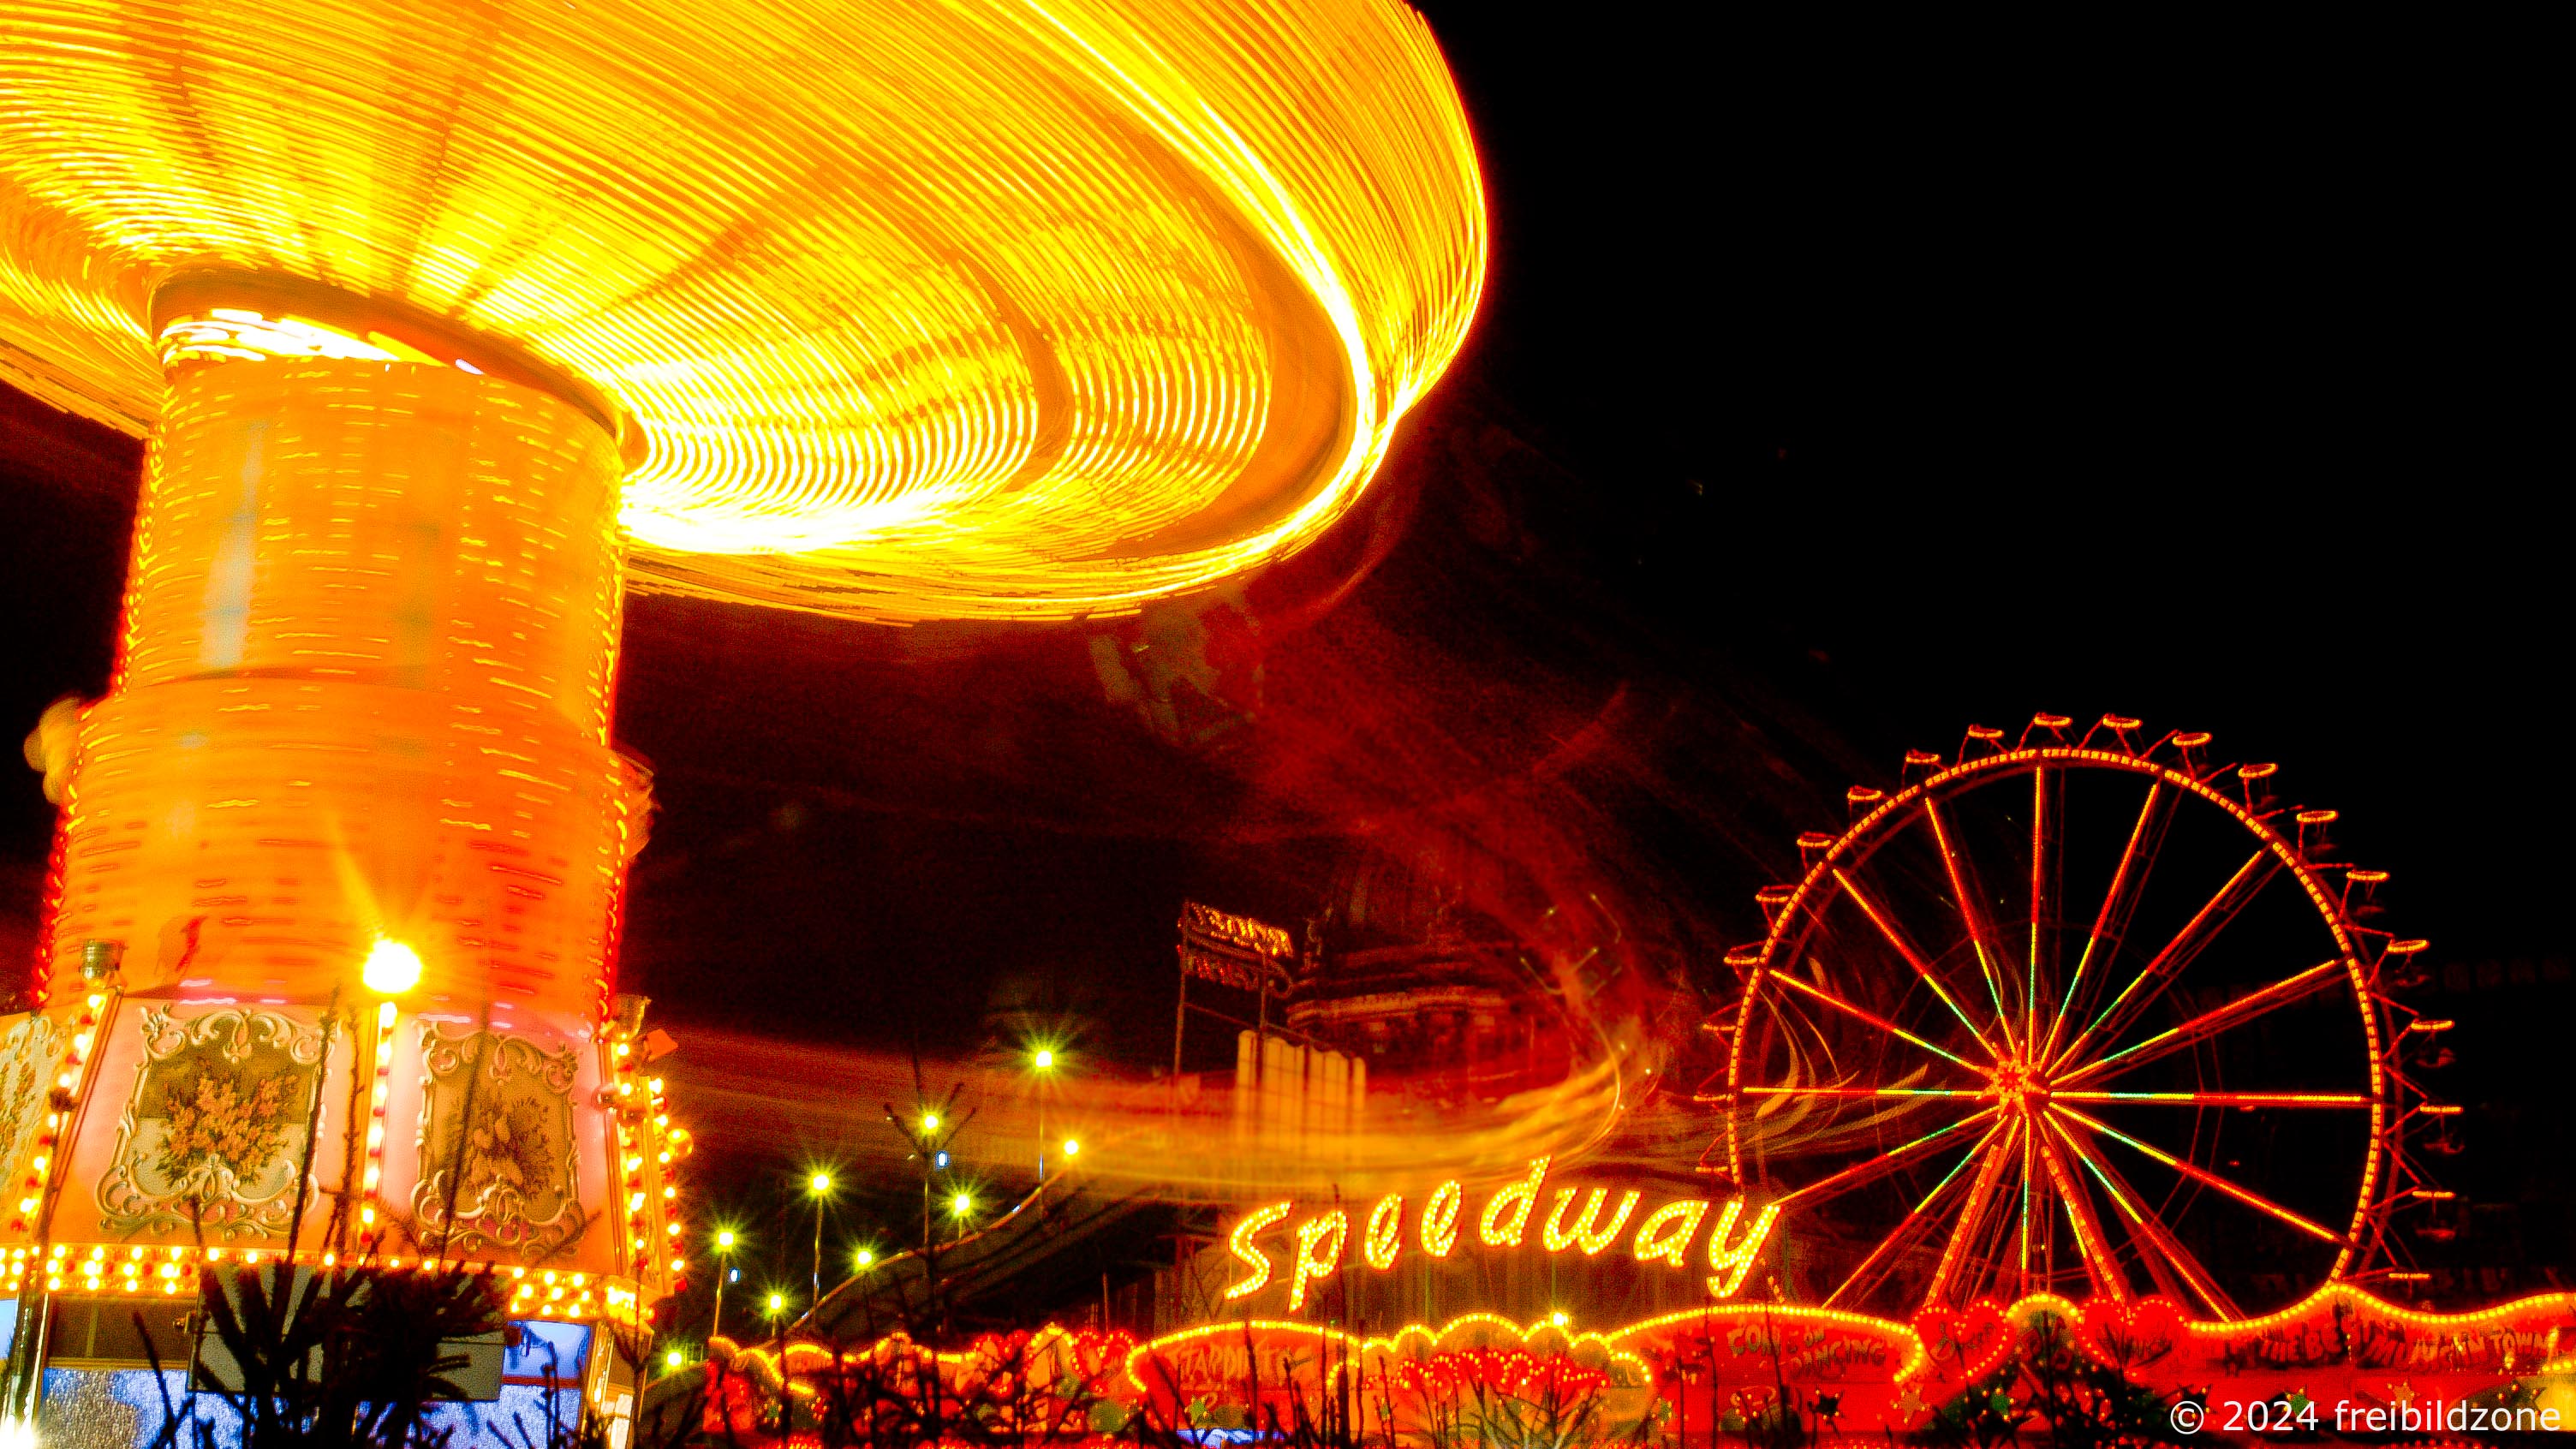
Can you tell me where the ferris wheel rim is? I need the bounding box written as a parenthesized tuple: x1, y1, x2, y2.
(1715, 736, 2401, 1321)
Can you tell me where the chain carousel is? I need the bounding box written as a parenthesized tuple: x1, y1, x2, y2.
(0, 0, 1483, 1433)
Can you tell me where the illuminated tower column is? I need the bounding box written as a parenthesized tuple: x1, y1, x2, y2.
(19, 323, 650, 1299)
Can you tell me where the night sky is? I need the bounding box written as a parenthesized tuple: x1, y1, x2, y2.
(0, 14, 2560, 1303)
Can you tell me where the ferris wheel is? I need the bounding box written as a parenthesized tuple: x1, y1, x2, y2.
(1707, 714, 2449, 1321)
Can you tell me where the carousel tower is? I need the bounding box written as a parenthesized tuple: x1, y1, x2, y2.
(0, 0, 1482, 1366)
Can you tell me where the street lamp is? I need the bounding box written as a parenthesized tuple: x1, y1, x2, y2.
(888, 1093, 964, 1263)
(949, 1189, 975, 1242)
(1062, 1138, 1081, 1160)
(710, 1227, 739, 1339)
(805, 1172, 834, 1320)
(1030, 1046, 1059, 1183)
(853, 1246, 876, 1271)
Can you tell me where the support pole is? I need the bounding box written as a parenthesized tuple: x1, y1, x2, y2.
(1171, 959, 1188, 1105)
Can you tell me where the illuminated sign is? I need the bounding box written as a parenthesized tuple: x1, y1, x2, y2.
(1220, 1157, 1780, 1314)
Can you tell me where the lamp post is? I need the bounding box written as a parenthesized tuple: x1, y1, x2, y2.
(949, 1190, 975, 1243)
(359, 939, 421, 1255)
(806, 1172, 833, 1321)
(893, 1103, 957, 1259)
(710, 1229, 738, 1340)
(918, 1116, 937, 1257)
(1031, 1047, 1056, 1184)
(885, 1088, 966, 1333)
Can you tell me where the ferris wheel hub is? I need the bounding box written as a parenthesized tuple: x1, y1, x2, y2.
(1988, 1056, 2050, 1107)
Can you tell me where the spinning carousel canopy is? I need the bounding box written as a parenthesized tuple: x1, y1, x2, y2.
(0, 0, 1485, 622)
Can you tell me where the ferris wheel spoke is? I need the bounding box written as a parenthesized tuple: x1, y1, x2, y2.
(1741, 1085, 1986, 1100)
(2057, 960, 2343, 1087)
(1768, 969, 1984, 1074)
(2051, 848, 2282, 1074)
(2046, 1112, 2240, 1318)
(2034, 1121, 2128, 1302)
(1834, 869, 2001, 1060)
(1923, 796, 2021, 1054)
(1821, 1121, 1999, 1310)
(2049, 1103, 2349, 1248)
(2028, 766, 2063, 1055)
(2041, 780, 2179, 1064)
(2015, 1121, 2042, 1297)
(1774, 1106, 2001, 1210)
(1924, 1116, 2022, 1309)
(2051, 1090, 2371, 1108)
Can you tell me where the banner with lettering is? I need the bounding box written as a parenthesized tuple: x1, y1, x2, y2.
(2066, 1287, 2576, 1414)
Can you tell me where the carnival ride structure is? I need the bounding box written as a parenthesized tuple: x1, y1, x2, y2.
(701, 714, 2548, 1444)
(1708, 713, 2449, 1321)
(0, 0, 1486, 1410)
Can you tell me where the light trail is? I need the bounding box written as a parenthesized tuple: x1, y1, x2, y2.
(662, 1027, 1631, 1200)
